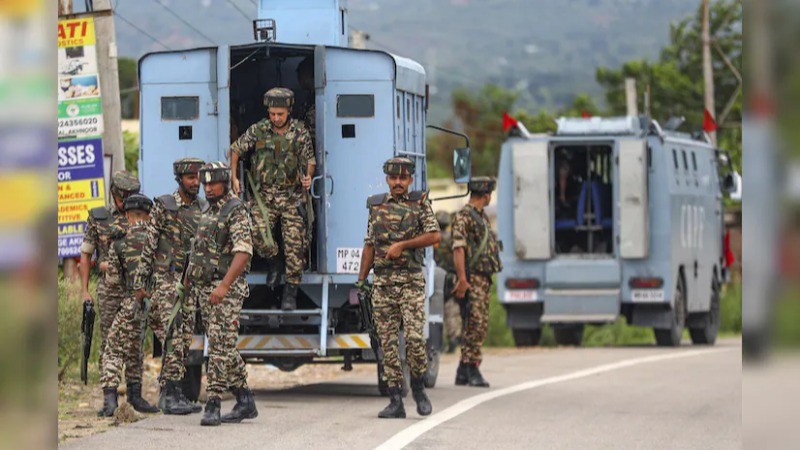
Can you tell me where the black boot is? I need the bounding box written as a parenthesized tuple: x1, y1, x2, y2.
(467, 363, 490, 388)
(200, 398, 221, 426)
(174, 384, 202, 414)
(455, 361, 469, 386)
(281, 283, 298, 310)
(159, 380, 193, 415)
(378, 387, 406, 419)
(410, 376, 432, 416)
(127, 383, 160, 413)
(221, 387, 259, 423)
(98, 387, 118, 417)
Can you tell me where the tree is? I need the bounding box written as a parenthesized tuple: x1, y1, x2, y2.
(596, 0, 742, 169)
(118, 57, 138, 119)
(427, 85, 601, 176)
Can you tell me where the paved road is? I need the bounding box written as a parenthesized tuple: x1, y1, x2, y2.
(61, 339, 741, 449)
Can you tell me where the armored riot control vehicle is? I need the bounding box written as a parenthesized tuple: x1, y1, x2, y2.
(496, 116, 740, 347)
(137, 0, 467, 398)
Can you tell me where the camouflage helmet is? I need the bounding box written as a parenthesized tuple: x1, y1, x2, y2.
(435, 210, 451, 228)
(173, 157, 205, 176)
(383, 157, 415, 176)
(263, 87, 294, 108)
(199, 161, 231, 184)
(123, 193, 153, 213)
(468, 176, 497, 194)
(110, 170, 140, 198)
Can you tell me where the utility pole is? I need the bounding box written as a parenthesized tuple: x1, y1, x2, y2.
(624, 78, 638, 116)
(702, 0, 717, 145)
(92, 0, 126, 175)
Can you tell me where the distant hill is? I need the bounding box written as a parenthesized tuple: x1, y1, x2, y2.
(107, 0, 698, 120)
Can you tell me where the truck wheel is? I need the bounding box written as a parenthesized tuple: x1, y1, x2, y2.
(424, 347, 440, 388)
(181, 364, 203, 403)
(512, 328, 542, 347)
(655, 273, 687, 347)
(690, 277, 720, 345)
(553, 325, 584, 346)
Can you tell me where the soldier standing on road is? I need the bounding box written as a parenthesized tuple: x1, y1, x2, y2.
(357, 157, 441, 419)
(452, 177, 503, 388)
(98, 194, 160, 416)
(229, 87, 316, 310)
(133, 158, 206, 415)
(79, 171, 142, 392)
(434, 211, 462, 353)
(186, 162, 257, 427)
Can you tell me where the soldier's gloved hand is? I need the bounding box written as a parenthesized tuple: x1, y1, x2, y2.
(355, 279, 372, 295)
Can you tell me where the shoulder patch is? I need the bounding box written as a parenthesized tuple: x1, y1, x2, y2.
(220, 197, 243, 217)
(366, 193, 387, 208)
(89, 206, 110, 221)
(407, 190, 428, 203)
(157, 194, 179, 211)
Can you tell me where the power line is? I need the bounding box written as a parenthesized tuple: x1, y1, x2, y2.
(115, 9, 173, 51)
(151, 0, 216, 45)
(225, 0, 252, 22)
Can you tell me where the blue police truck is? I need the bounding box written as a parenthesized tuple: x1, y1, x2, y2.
(138, 0, 466, 398)
(496, 116, 740, 347)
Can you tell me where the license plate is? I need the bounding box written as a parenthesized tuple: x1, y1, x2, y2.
(504, 290, 538, 302)
(336, 247, 362, 274)
(631, 289, 665, 302)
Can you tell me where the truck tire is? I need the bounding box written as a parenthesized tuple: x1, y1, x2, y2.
(424, 347, 440, 388)
(655, 273, 686, 347)
(181, 364, 203, 403)
(512, 328, 542, 347)
(553, 325, 584, 346)
(690, 277, 720, 345)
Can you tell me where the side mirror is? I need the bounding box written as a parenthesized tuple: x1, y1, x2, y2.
(724, 171, 742, 201)
(453, 147, 471, 184)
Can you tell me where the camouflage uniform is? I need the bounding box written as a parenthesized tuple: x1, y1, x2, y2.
(452, 202, 503, 365)
(100, 221, 154, 388)
(434, 226, 462, 345)
(230, 116, 315, 285)
(366, 191, 439, 388)
(135, 190, 207, 385)
(79, 171, 140, 375)
(185, 190, 253, 401)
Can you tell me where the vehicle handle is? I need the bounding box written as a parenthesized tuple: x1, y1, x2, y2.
(310, 175, 324, 199)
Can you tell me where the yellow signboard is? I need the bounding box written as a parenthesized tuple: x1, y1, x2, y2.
(58, 18, 96, 48)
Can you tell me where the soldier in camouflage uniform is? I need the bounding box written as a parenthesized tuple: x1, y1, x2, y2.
(98, 194, 160, 417)
(452, 177, 503, 388)
(434, 211, 462, 352)
(133, 157, 206, 415)
(79, 171, 141, 388)
(186, 162, 257, 426)
(229, 87, 316, 310)
(357, 157, 440, 419)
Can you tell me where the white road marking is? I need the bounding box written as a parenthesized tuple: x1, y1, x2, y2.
(376, 347, 734, 450)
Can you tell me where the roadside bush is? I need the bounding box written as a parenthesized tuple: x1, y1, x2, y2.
(58, 278, 100, 382)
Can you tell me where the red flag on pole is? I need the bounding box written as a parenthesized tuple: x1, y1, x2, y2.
(724, 230, 735, 267)
(703, 109, 718, 132)
(502, 112, 518, 132)
(581, 111, 592, 118)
